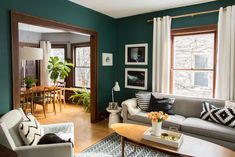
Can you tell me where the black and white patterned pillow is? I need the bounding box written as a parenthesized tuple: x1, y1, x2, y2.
(200, 102, 235, 128)
(18, 114, 44, 145)
(135, 93, 151, 111)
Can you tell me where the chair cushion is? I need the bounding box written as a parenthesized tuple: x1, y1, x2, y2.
(56, 132, 73, 142)
(18, 114, 44, 145)
(181, 117, 235, 143)
(127, 111, 185, 129)
(200, 102, 235, 128)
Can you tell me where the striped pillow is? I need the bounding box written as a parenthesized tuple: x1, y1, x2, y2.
(136, 93, 151, 111)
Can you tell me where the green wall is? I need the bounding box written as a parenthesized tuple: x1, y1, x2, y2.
(115, 0, 235, 103)
(1, 0, 235, 116)
(0, 0, 117, 115)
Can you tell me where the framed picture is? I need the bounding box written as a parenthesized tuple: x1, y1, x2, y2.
(125, 43, 148, 65)
(102, 53, 113, 66)
(125, 68, 148, 90)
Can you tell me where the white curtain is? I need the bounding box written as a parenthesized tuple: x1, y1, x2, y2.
(215, 5, 235, 100)
(152, 16, 172, 93)
(40, 41, 51, 86)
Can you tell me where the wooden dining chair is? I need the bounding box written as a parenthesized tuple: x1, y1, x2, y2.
(56, 81, 66, 110)
(20, 88, 33, 114)
(33, 87, 56, 118)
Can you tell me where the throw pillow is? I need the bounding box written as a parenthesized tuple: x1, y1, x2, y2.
(18, 113, 44, 145)
(37, 133, 74, 147)
(200, 102, 235, 128)
(135, 93, 151, 111)
(148, 94, 175, 115)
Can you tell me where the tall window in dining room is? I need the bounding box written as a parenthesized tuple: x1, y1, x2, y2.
(49, 44, 66, 85)
(171, 27, 216, 98)
(75, 45, 90, 88)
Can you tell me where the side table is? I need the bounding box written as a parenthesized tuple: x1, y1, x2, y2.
(0, 144, 17, 157)
(106, 107, 122, 128)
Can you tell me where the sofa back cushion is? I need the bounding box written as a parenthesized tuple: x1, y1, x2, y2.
(156, 94, 225, 118)
(0, 108, 26, 147)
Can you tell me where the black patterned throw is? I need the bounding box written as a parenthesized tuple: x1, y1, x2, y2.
(77, 133, 175, 157)
(200, 102, 235, 128)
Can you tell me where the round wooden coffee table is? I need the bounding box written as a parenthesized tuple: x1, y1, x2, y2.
(111, 123, 235, 157)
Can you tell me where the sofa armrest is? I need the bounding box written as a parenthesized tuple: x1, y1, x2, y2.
(121, 98, 140, 123)
(15, 143, 73, 157)
(42, 123, 74, 134)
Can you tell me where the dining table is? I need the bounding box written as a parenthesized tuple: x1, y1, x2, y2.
(20, 86, 62, 114)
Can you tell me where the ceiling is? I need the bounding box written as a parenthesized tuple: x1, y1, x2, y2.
(19, 23, 65, 33)
(18, 23, 90, 36)
(69, 0, 216, 18)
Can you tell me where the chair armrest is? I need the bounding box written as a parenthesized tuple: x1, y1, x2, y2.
(121, 98, 140, 122)
(42, 123, 74, 134)
(15, 143, 73, 157)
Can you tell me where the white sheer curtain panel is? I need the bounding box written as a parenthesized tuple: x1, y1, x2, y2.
(40, 41, 51, 86)
(215, 5, 235, 100)
(152, 16, 172, 93)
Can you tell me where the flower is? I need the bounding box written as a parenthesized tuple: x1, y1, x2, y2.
(147, 111, 169, 122)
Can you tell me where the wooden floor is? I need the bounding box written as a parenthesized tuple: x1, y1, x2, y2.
(33, 103, 114, 153)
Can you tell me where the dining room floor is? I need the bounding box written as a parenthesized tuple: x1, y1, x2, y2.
(34, 103, 114, 153)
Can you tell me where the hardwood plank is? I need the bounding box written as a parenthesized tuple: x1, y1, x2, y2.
(35, 103, 113, 153)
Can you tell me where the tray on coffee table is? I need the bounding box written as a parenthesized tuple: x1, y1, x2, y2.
(143, 128, 183, 148)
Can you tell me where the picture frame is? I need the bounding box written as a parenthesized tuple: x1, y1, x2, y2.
(125, 43, 148, 65)
(102, 53, 113, 66)
(125, 68, 148, 90)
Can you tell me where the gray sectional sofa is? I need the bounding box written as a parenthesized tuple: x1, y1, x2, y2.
(122, 94, 235, 151)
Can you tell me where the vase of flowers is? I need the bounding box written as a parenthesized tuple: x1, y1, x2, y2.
(147, 111, 168, 137)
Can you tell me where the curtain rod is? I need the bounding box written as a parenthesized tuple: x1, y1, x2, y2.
(147, 9, 219, 23)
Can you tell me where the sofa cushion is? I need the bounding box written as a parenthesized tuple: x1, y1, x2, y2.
(128, 111, 185, 129)
(181, 118, 235, 143)
(148, 94, 175, 115)
(136, 93, 151, 111)
(201, 102, 235, 128)
(156, 94, 225, 118)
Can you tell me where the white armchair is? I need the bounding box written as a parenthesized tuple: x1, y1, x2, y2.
(0, 108, 74, 157)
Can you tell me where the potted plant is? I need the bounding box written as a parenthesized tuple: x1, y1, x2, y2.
(23, 77, 37, 89)
(69, 88, 90, 112)
(47, 56, 74, 85)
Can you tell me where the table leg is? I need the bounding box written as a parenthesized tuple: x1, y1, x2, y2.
(121, 136, 125, 157)
(59, 91, 62, 112)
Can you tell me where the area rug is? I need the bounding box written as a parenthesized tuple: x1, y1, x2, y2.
(77, 133, 176, 157)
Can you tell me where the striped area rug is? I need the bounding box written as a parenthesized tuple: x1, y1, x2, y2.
(77, 133, 176, 157)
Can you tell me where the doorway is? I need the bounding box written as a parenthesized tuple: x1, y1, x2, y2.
(11, 11, 98, 123)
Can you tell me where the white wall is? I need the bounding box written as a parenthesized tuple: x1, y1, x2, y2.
(41, 33, 90, 43)
(19, 30, 42, 43)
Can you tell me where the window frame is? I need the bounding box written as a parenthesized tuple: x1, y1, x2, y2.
(72, 42, 91, 89)
(170, 25, 217, 98)
(50, 44, 67, 86)
(51, 44, 67, 60)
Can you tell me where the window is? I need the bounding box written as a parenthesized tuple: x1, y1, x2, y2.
(74, 45, 90, 88)
(171, 26, 217, 98)
(49, 44, 66, 85)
